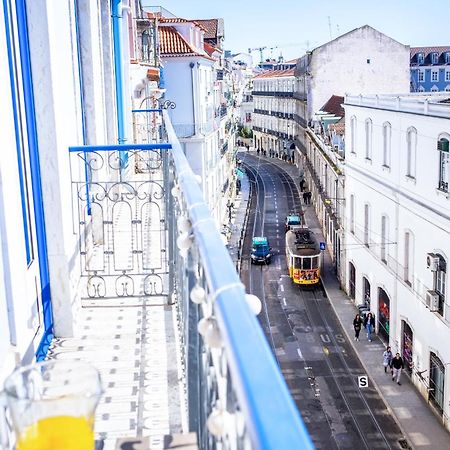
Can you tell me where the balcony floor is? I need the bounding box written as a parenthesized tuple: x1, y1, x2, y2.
(47, 300, 184, 450)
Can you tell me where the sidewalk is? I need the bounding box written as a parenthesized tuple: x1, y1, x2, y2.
(233, 151, 450, 450)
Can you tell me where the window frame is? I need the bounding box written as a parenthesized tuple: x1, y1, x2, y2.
(382, 122, 391, 167)
(406, 127, 417, 179)
(365, 118, 372, 160)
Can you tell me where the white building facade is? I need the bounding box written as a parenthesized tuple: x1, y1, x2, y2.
(159, 18, 236, 228)
(252, 69, 296, 160)
(293, 26, 411, 282)
(343, 93, 450, 428)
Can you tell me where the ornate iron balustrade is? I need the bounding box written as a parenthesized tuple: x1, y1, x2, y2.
(162, 109, 314, 449)
(68, 109, 314, 449)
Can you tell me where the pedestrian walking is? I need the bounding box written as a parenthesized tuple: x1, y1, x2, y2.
(299, 179, 305, 192)
(353, 314, 363, 341)
(391, 353, 404, 385)
(246, 144, 250, 152)
(383, 346, 393, 373)
(364, 312, 375, 341)
(302, 191, 308, 204)
(305, 191, 312, 205)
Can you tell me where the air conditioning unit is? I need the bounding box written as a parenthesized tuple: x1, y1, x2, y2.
(425, 290, 440, 311)
(426, 253, 440, 271)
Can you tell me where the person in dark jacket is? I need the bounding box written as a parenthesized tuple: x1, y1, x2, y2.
(353, 314, 363, 341)
(391, 353, 404, 385)
(364, 312, 375, 341)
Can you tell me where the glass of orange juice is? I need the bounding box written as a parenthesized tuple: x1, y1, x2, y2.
(0, 360, 103, 450)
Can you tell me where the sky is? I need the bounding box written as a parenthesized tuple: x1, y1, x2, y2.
(144, 0, 450, 62)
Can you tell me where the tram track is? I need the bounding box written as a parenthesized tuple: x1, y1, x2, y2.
(239, 153, 404, 449)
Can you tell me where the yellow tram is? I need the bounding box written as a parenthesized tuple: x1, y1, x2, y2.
(285, 227, 321, 285)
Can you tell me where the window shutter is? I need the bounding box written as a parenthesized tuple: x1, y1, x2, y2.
(438, 139, 449, 152)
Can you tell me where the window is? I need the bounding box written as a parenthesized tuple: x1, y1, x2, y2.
(418, 70, 425, 82)
(364, 204, 370, 247)
(417, 53, 424, 64)
(350, 116, 357, 154)
(418, 86, 425, 92)
(431, 85, 439, 92)
(446, 86, 450, 92)
(245, 112, 251, 123)
(382, 122, 391, 167)
(403, 231, 413, 285)
(431, 70, 439, 82)
(434, 254, 446, 316)
(438, 137, 449, 192)
(365, 118, 372, 160)
(429, 352, 445, 413)
(406, 127, 417, 178)
(350, 194, 355, 234)
(446, 53, 450, 64)
(446, 71, 450, 82)
(381, 216, 387, 263)
(431, 53, 439, 64)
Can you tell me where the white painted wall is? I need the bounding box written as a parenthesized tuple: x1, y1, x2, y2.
(343, 95, 450, 427)
(307, 26, 410, 120)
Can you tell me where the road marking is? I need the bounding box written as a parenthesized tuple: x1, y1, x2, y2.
(323, 346, 330, 356)
(280, 285, 284, 292)
(282, 298, 287, 306)
(358, 375, 368, 388)
(297, 348, 303, 360)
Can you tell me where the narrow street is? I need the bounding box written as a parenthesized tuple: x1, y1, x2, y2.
(239, 154, 406, 449)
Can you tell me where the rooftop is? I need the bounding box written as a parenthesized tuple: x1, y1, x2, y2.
(320, 95, 345, 117)
(344, 93, 450, 118)
(253, 68, 295, 79)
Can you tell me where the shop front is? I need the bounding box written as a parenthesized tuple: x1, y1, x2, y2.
(401, 321, 413, 374)
(378, 288, 390, 342)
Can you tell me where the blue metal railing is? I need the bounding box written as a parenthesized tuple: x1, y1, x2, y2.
(163, 110, 314, 450)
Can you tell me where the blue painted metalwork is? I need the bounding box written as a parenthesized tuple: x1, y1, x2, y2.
(111, 0, 127, 172)
(73, 0, 90, 215)
(69, 143, 171, 152)
(2, 0, 32, 265)
(163, 110, 315, 450)
(131, 108, 162, 113)
(15, 0, 53, 359)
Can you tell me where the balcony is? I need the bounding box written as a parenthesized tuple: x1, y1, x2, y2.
(66, 109, 313, 449)
(252, 90, 294, 97)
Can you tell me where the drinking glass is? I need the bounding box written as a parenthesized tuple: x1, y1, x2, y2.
(0, 360, 103, 450)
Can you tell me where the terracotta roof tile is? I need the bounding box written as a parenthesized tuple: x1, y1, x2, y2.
(194, 19, 218, 39)
(204, 42, 219, 56)
(254, 68, 295, 79)
(159, 26, 195, 56)
(158, 26, 215, 60)
(320, 95, 345, 117)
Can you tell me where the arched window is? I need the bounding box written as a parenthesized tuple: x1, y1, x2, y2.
(364, 203, 370, 247)
(406, 127, 417, 178)
(403, 231, 414, 285)
(350, 194, 355, 234)
(350, 116, 357, 154)
(434, 253, 446, 316)
(438, 136, 449, 192)
(381, 215, 388, 263)
(365, 119, 372, 160)
(382, 122, 391, 167)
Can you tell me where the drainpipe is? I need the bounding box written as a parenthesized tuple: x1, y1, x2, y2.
(111, 0, 127, 145)
(190, 61, 198, 135)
